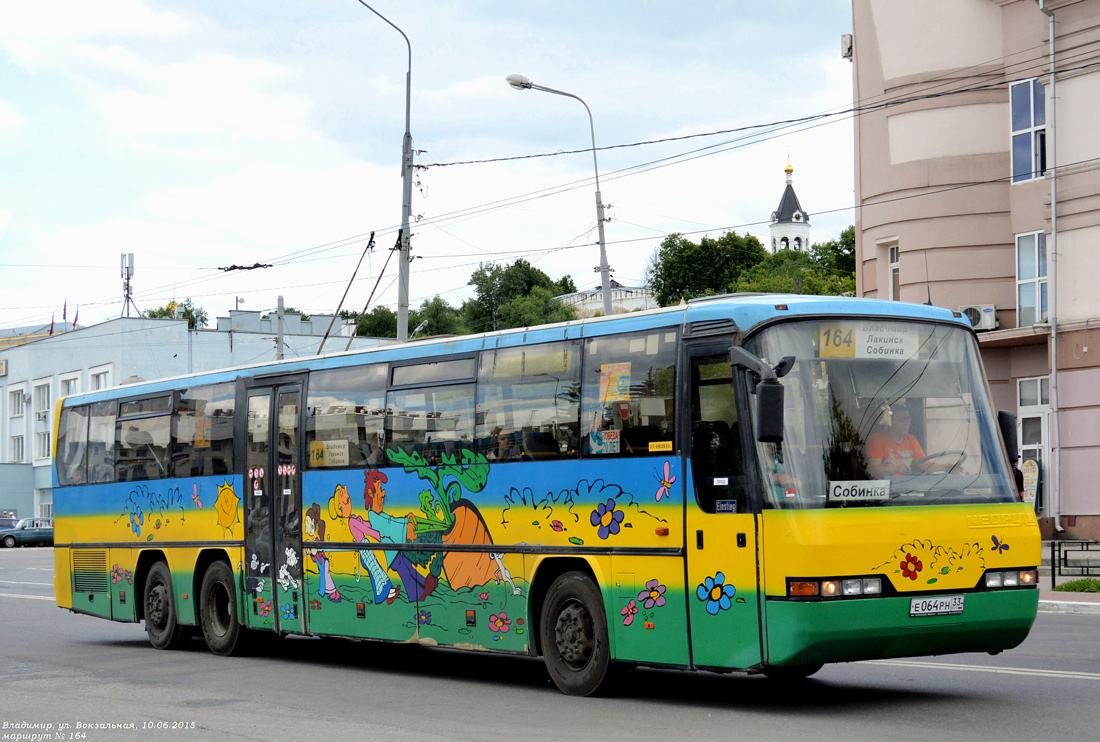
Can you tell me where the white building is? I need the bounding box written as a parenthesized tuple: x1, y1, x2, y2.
(0, 311, 383, 518)
(769, 161, 812, 253)
(556, 280, 657, 318)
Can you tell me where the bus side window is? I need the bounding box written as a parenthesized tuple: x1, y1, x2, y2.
(173, 383, 235, 478)
(306, 364, 388, 470)
(57, 405, 90, 486)
(476, 341, 581, 462)
(87, 401, 116, 484)
(580, 331, 677, 457)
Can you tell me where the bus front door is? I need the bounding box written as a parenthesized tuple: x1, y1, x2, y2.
(244, 381, 305, 635)
(684, 343, 762, 670)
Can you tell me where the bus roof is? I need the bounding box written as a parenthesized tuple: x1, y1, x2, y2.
(61, 294, 969, 406)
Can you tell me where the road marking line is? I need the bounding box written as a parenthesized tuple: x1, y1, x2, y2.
(0, 592, 54, 601)
(869, 659, 1100, 681)
(0, 579, 53, 586)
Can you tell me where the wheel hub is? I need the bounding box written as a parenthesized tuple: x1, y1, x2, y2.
(147, 584, 167, 628)
(554, 600, 594, 670)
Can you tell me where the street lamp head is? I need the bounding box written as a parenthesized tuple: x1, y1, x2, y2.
(506, 73, 532, 90)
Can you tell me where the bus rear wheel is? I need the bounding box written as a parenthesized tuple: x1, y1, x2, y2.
(144, 561, 188, 649)
(540, 571, 613, 696)
(200, 561, 243, 656)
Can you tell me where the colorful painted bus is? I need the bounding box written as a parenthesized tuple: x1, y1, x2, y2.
(52, 294, 1039, 695)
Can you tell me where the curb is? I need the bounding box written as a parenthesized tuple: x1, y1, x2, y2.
(1038, 599, 1100, 615)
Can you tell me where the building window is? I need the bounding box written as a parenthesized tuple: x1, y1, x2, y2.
(1018, 376, 1050, 513)
(10, 435, 24, 462)
(61, 377, 79, 397)
(91, 370, 110, 390)
(36, 432, 51, 460)
(780, 237, 789, 250)
(793, 237, 802, 250)
(34, 383, 50, 412)
(9, 390, 25, 418)
(1011, 78, 1046, 183)
(1016, 231, 1048, 327)
(888, 244, 900, 300)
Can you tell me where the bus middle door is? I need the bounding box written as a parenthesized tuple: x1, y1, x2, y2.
(244, 380, 305, 635)
(684, 341, 762, 671)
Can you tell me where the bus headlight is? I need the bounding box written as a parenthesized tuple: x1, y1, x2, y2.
(788, 577, 882, 599)
(984, 570, 1038, 588)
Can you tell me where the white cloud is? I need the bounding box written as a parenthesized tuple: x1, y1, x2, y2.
(0, 99, 26, 133)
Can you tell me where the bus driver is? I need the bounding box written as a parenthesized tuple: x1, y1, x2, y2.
(866, 404, 926, 477)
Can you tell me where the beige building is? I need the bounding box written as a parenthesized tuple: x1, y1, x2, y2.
(851, 0, 1100, 538)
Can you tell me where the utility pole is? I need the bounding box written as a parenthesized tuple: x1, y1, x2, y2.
(276, 295, 285, 361)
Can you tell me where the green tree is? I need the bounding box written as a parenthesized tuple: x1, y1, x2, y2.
(410, 296, 464, 337)
(462, 259, 575, 332)
(646, 231, 768, 306)
(145, 298, 209, 329)
(811, 225, 855, 276)
(494, 286, 576, 329)
(354, 305, 398, 337)
(734, 249, 855, 296)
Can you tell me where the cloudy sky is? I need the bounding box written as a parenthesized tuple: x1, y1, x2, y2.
(0, 0, 855, 332)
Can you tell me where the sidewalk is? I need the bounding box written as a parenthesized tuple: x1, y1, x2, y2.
(1038, 588, 1100, 615)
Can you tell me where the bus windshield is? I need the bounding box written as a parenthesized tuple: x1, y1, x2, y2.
(746, 318, 1017, 509)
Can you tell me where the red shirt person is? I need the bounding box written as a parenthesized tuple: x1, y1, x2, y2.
(866, 406, 926, 477)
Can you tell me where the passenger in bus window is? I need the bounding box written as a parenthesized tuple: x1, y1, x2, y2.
(866, 404, 926, 477)
(761, 442, 801, 500)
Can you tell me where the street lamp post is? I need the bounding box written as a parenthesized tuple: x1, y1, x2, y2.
(357, 1, 414, 342)
(506, 74, 613, 317)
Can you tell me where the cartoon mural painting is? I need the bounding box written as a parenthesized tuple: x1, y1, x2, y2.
(873, 538, 986, 589)
(214, 481, 241, 534)
(347, 471, 399, 604)
(305, 503, 342, 603)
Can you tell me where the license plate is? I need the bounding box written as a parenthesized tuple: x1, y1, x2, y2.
(909, 595, 964, 617)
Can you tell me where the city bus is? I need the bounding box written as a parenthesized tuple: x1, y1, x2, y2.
(52, 294, 1039, 695)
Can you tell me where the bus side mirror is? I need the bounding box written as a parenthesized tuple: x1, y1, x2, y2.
(997, 410, 1018, 463)
(756, 379, 784, 443)
(728, 346, 787, 444)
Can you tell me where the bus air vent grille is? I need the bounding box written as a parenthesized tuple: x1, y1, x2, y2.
(686, 319, 738, 337)
(72, 550, 110, 594)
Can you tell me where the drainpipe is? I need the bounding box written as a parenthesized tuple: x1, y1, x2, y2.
(1039, 0, 1063, 533)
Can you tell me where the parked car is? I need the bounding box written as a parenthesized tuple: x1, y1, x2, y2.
(0, 517, 53, 548)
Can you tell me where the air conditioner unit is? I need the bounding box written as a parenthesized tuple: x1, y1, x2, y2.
(35, 410, 48, 422)
(960, 304, 997, 331)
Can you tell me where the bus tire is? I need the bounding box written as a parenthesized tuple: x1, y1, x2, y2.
(199, 561, 242, 656)
(540, 571, 612, 696)
(144, 562, 188, 650)
(762, 663, 823, 681)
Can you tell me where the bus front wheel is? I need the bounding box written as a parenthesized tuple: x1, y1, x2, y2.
(540, 571, 613, 696)
(144, 561, 188, 649)
(199, 561, 243, 656)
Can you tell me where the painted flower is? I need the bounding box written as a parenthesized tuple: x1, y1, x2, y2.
(309, 599, 323, 610)
(590, 498, 625, 539)
(638, 579, 667, 609)
(283, 604, 296, 620)
(418, 609, 432, 626)
(655, 461, 677, 502)
(901, 552, 923, 581)
(489, 612, 511, 632)
(257, 598, 272, 617)
(621, 599, 638, 626)
(478, 591, 490, 603)
(124, 569, 133, 585)
(697, 572, 736, 615)
(129, 510, 143, 536)
(111, 564, 124, 584)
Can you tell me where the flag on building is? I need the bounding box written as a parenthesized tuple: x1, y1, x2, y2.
(72, 307, 78, 330)
(49, 314, 54, 336)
